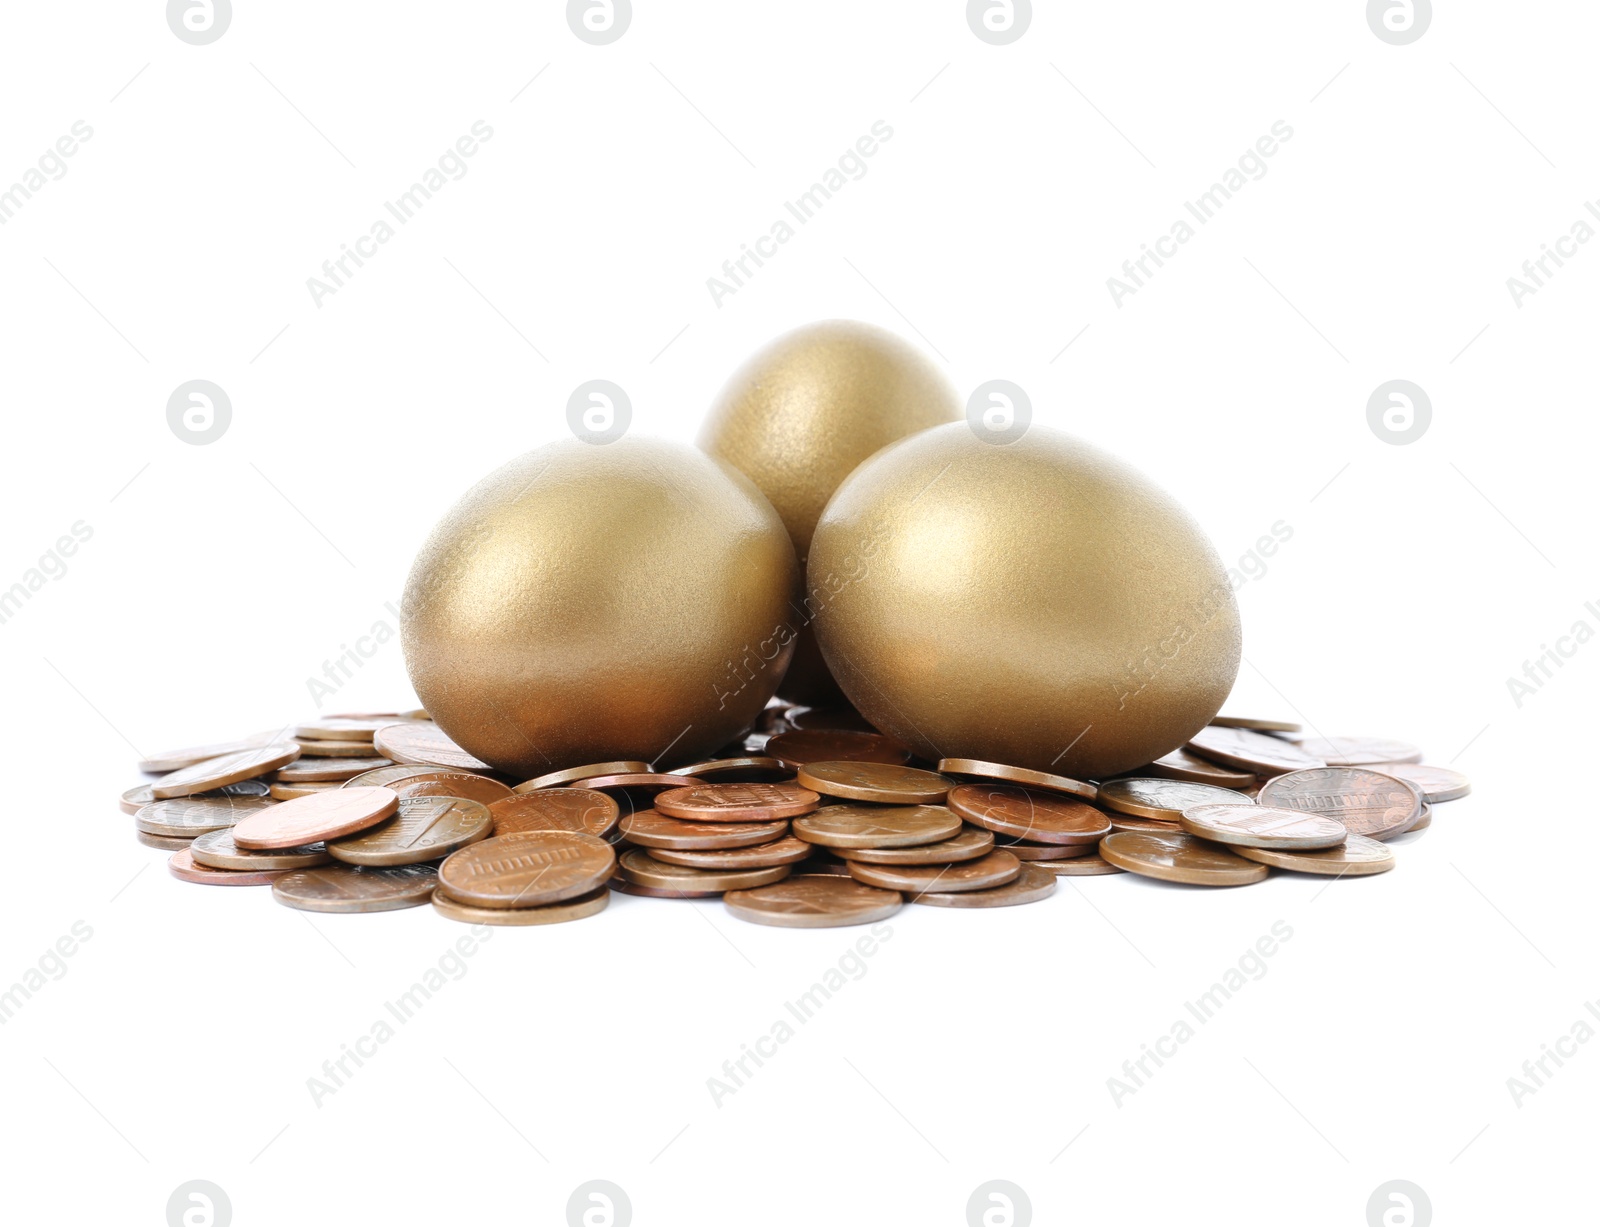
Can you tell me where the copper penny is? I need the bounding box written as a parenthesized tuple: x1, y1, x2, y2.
(1257, 768, 1421, 841)
(343, 764, 495, 790)
(1097, 778, 1255, 822)
(837, 826, 995, 866)
(487, 789, 620, 839)
(120, 784, 158, 814)
(1099, 830, 1269, 886)
(327, 796, 492, 866)
(272, 863, 439, 912)
(294, 717, 389, 741)
(1034, 854, 1124, 877)
(796, 762, 951, 805)
(798, 855, 855, 877)
(1297, 736, 1422, 767)
(431, 884, 610, 926)
(785, 707, 879, 733)
(647, 836, 813, 871)
(137, 831, 192, 851)
(723, 874, 902, 928)
(618, 810, 788, 850)
(1179, 803, 1347, 850)
(135, 796, 276, 837)
(390, 774, 515, 807)
(1187, 726, 1325, 775)
(514, 761, 650, 792)
(945, 785, 1110, 845)
(1405, 801, 1433, 833)
(1363, 762, 1469, 803)
(573, 773, 717, 794)
(911, 861, 1058, 908)
(990, 840, 1098, 861)
(1235, 833, 1396, 876)
(656, 782, 820, 822)
(1107, 813, 1183, 833)
(765, 729, 911, 769)
(138, 730, 286, 774)
(168, 846, 291, 886)
(666, 756, 790, 781)
(617, 848, 790, 894)
(191, 827, 330, 871)
(151, 743, 301, 799)
(232, 786, 398, 849)
(439, 831, 615, 908)
(936, 759, 1098, 802)
(1210, 715, 1301, 733)
(792, 804, 961, 849)
(373, 721, 491, 772)
(121, 777, 270, 815)
(609, 875, 723, 899)
(278, 757, 390, 783)
(847, 849, 1022, 895)
(1139, 750, 1257, 790)
(295, 738, 383, 758)
(271, 781, 343, 800)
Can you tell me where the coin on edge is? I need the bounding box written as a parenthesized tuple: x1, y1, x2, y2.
(439, 831, 616, 908)
(272, 863, 439, 913)
(488, 789, 620, 839)
(723, 874, 902, 928)
(1257, 768, 1421, 841)
(945, 784, 1110, 845)
(1179, 803, 1348, 850)
(655, 782, 821, 822)
(1187, 726, 1325, 775)
(1097, 778, 1255, 822)
(792, 804, 962, 849)
(837, 826, 995, 866)
(936, 758, 1098, 802)
(150, 743, 302, 799)
(617, 848, 790, 895)
(513, 761, 651, 792)
(911, 862, 1058, 908)
(1363, 762, 1470, 803)
(796, 762, 951, 805)
(431, 885, 610, 926)
(1235, 834, 1396, 876)
(618, 811, 788, 850)
(191, 827, 331, 871)
(232, 786, 399, 849)
(1099, 830, 1270, 886)
(327, 796, 492, 866)
(373, 721, 492, 772)
(169, 846, 291, 886)
(847, 850, 1022, 895)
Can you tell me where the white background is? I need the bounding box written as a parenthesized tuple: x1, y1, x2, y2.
(2, 2, 1595, 1224)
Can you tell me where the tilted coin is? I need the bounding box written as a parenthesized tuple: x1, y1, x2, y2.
(390, 773, 515, 807)
(272, 863, 439, 913)
(124, 777, 270, 813)
(911, 862, 1058, 908)
(120, 783, 157, 814)
(945, 785, 1110, 845)
(342, 764, 492, 790)
(723, 874, 902, 928)
(487, 789, 620, 839)
(665, 756, 790, 781)
(431, 884, 610, 926)
(328, 796, 492, 866)
(1363, 761, 1470, 803)
(1296, 736, 1421, 767)
(439, 831, 616, 908)
(293, 717, 389, 741)
(1234, 833, 1396, 876)
(135, 796, 276, 837)
(138, 730, 286, 774)
(513, 761, 651, 792)
(837, 826, 995, 866)
(169, 846, 291, 886)
(1210, 715, 1301, 733)
(617, 848, 790, 895)
(137, 830, 192, 851)
(1256, 768, 1421, 841)
(765, 729, 912, 769)
(1096, 778, 1254, 822)
(232, 786, 399, 849)
(847, 849, 1022, 895)
(295, 738, 384, 758)
(936, 759, 1098, 802)
(792, 804, 962, 849)
(572, 773, 720, 794)
(191, 827, 331, 871)
(785, 707, 878, 733)
(1034, 854, 1124, 877)
(610, 874, 723, 899)
(150, 743, 302, 799)
(618, 810, 788, 850)
(1187, 726, 1325, 775)
(795, 762, 951, 805)
(1107, 813, 1183, 833)
(271, 781, 343, 799)
(1179, 803, 1348, 850)
(278, 756, 391, 782)
(1099, 830, 1270, 886)
(1401, 800, 1432, 834)
(1138, 749, 1257, 789)
(647, 836, 812, 871)
(655, 782, 821, 822)
(988, 840, 1098, 861)
(373, 721, 491, 772)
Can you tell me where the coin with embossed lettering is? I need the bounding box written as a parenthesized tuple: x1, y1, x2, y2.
(373, 722, 492, 772)
(1100, 830, 1270, 886)
(1297, 737, 1421, 766)
(617, 848, 790, 894)
(1179, 803, 1347, 850)
(327, 795, 492, 866)
(343, 764, 486, 790)
(911, 862, 1058, 907)
(656, 782, 820, 822)
(169, 846, 292, 886)
(191, 827, 331, 871)
(232, 786, 398, 849)
(486, 789, 620, 839)
(135, 796, 276, 837)
(439, 831, 616, 908)
(1097, 778, 1255, 822)
(847, 849, 1022, 895)
(723, 874, 903, 928)
(151, 743, 302, 799)
(1138, 749, 1257, 790)
(766, 729, 912, 769)
(390, 773, 514, 807)
(936, 759, 1098, 802)
(646, 836, 812, 871)
(1187, 726, 1325, 775)
(836, 826, 995, 866)
(796, 762, 951, 805)
(272, 863, 439, 912)
(1257, 768, 1421, 841)
(513, 762, 651, 792)
(618, 810, 788, 850)
(431, 884, 610, 926)
(1362, 762, 1469, 803)
(792, 804, 962, 849)
(945, 785, 1110, 845)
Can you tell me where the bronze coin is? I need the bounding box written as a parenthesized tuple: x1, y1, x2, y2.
(847, 849, 1022, 895)
(618, 810, 788, 850)
(150, 743, 302, 799)
(168, 846, 291, 886)
(666, 756, 790, 781)
(488, 789, 620, 839)
(135, 796, 276, 837)
(799, 855, 855, 877)
(991, 840, 1098, 861)
(1187, 726, 1325, 775)
(1179, 803, 1348, 850)
(121, 776, 272, 814)
(278, 757, 392, 783)
(373, 721, 491, 772)
(1034, 854, 1124, 876)
(647, 836, 813, 871)
(271, 780, 344, 800)
(765, 729, 912, 769)
(513, 761, 651, 792)
(796, 762, 951, 804)
(911, 862, 1058, 908)
(120, 783, 157, 814)
(1297, 736, 1422, 767)
(656, 782, 821, 822)
(1138, 750, 1257, 789)
(609, 874, 724, 899)
(294, 717, 389, 741)
(272, 863, 439, 913)
(1210, 715, 1301, 733)
(232, 786, 399, 849)
(138, 730, 286, 774)
(191, 827, 330, 871)
(439, 831, 616, 908)
(617, 848, 791, 894)
(1107, 813, 1183, 833)
(1099, 830, 1270, 886)
(137, 830, 192, 851)
(1235, 833, 1396, 876)
(945, 785, 1110, 845)
(1257, 768, 1421, 842)
(936, 758, 1098, 802)
(723, 874, 903, 928)
(837, 826, 995, 866)
(295, 738, 384, 758)
(327, 796, 492, 866)
(1363, 762, 1470, 803)
(1096, 778, 1254, 822)
(390, 774, 515, 807)
(792, 804, 962, 849)
(431, 885, 610, 926)
(343, 764, 495, 790)
(786, 707, 879, 733)
(1406, 801, 1433, 833)
(572, 773, 716, 794)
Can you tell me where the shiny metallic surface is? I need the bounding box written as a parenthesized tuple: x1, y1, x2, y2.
(808, 423, 1242, 780)
(401, 438, 799, 777)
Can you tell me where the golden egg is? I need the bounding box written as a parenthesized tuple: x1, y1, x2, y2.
(808, 423, 1241, 779)
(400, 438, 799, 778)
(697, 320, 960, 704)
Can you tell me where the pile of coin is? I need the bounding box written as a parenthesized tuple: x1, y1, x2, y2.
(120, 708, 1468, 927)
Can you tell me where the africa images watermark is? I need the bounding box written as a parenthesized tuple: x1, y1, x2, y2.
(1505, 198, 1600, 308)
(304, 600, 404, 707)
(1504, 598, 1599, 709)
(0, 121, 94, 227)
(1505, 995, 1600, 1108)
(0, 920, 94, 1026)
(0, 521, 95, 629)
